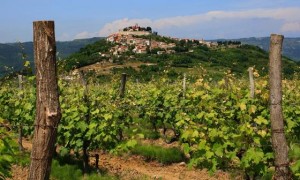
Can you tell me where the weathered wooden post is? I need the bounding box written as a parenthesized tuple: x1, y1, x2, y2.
(79, 71, 91, 175)
(117, 73, 127, 140)
(18, 74, 24, 152)
(120, 73, 127, 98)
(269, 34, 291, 179)
(95, 154, 99, 170)
(248, 67, 255, 98)
(182, 73, 186, 98)
(28, 21, 61, 180)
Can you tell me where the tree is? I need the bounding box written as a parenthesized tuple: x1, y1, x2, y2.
(146, 26, 152, 33)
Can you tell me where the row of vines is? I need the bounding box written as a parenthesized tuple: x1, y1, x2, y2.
(1, 71, 300, 178)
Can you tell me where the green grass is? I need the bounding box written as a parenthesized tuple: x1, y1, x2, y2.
(13, 151, 31, 167)
(50, 159, 118, 180)
(51, 160, 82, 180)
(131, 144, 185, 165)
(127, 120, 161, 140)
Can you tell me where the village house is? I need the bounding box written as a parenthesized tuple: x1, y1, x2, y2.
(106, 24, 218, 56)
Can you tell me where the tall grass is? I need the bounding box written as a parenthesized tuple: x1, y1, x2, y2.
(131, 144, 185, 164)
(50, 159, 118, 180)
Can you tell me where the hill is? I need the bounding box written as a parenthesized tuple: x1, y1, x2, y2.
(61, 35, 300, 81)
(1, 35, 300, 79)
(212, 37, 300, 61)
(0, 37, 103, 76)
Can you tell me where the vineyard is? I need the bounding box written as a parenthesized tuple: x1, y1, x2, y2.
(1, 69, 300, 179)
(0, 22, 299, 179)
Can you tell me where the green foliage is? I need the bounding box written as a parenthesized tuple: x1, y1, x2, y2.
(50, 159, 117, 180)
(51, 160, 82, 180)
(0, 119, 17, 179)
(53, 34, 300, 82)
(289, 143, 300, 178)
(14, 151, 31, 167)
(131, 144, 185, 164)
(0, 37, 103, 76)
(172, 58, 193, 67)
(63, 39, 113, 71)
(237, 37, 300, 61)
(0, 76, 35, 136)
(1, 68, 300, 178)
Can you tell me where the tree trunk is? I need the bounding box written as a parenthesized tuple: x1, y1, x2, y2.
(28, 21, 61, 180)
(269, 34, 291, 180)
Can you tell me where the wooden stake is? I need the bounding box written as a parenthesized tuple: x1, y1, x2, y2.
(120, 73, 127, 98)
(79, 71, 91, 175)
(182, 73, 186, 98)
(18, 74, 24, 152)
(248, 67, 255, 98)
(269, 34, 291, 180)
(28, 21, 61, 180)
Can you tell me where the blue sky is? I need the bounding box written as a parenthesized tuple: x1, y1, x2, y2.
(1, 0, 300, 43)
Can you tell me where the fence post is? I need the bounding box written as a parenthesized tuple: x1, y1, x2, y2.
(117, 73, 127, 140)
(28, 21, 61, 180)
(17, 74, 24, 152)
(269, 34, 291, 179)
(79, 71, 91, 175)
(182, 73, 186, 98)
(120, 73, 127, 98)
(248, 67, 255, 98)
(224, 76, 229, 90)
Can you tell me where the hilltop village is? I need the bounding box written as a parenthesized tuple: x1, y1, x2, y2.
(106, 24, 218, 56)
(67, 24, 244, 76)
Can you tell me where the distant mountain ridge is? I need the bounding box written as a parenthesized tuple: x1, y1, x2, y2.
(212, 37, 300, 61)
(0, 37, 103, 75)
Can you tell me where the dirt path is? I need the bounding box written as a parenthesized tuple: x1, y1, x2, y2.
(95, 152, 231, 180)
(10, 140, 233, 180)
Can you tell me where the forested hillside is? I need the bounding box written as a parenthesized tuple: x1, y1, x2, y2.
(0, 37, 103, 76)
(213, 37, 300, 61)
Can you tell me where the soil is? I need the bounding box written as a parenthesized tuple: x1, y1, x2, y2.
(77, 61, 156, 75)
(93, 152, 231, 180)
(9, 140, 235, 180)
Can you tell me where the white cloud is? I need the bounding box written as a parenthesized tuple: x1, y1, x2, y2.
(281, 22, 300, 32)
(58, 33, 71, 41)
(74, 31, 95, 39)
(95, 7, 300, 38)
(98, 18, 153, 36)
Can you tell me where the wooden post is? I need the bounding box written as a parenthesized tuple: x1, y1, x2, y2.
(120, 73, 127, 98)
(117, 73, 127, 140)
(95, 154, 99, 170)
(248, 67, 255, 98)
(28, 21, 61, 180)
(18, 74, 24, 152)
(225, 76, 229, 90)
(182, 73, 186, 98)
(79, 71, 91, 175)
(269, 34, 291, 179)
